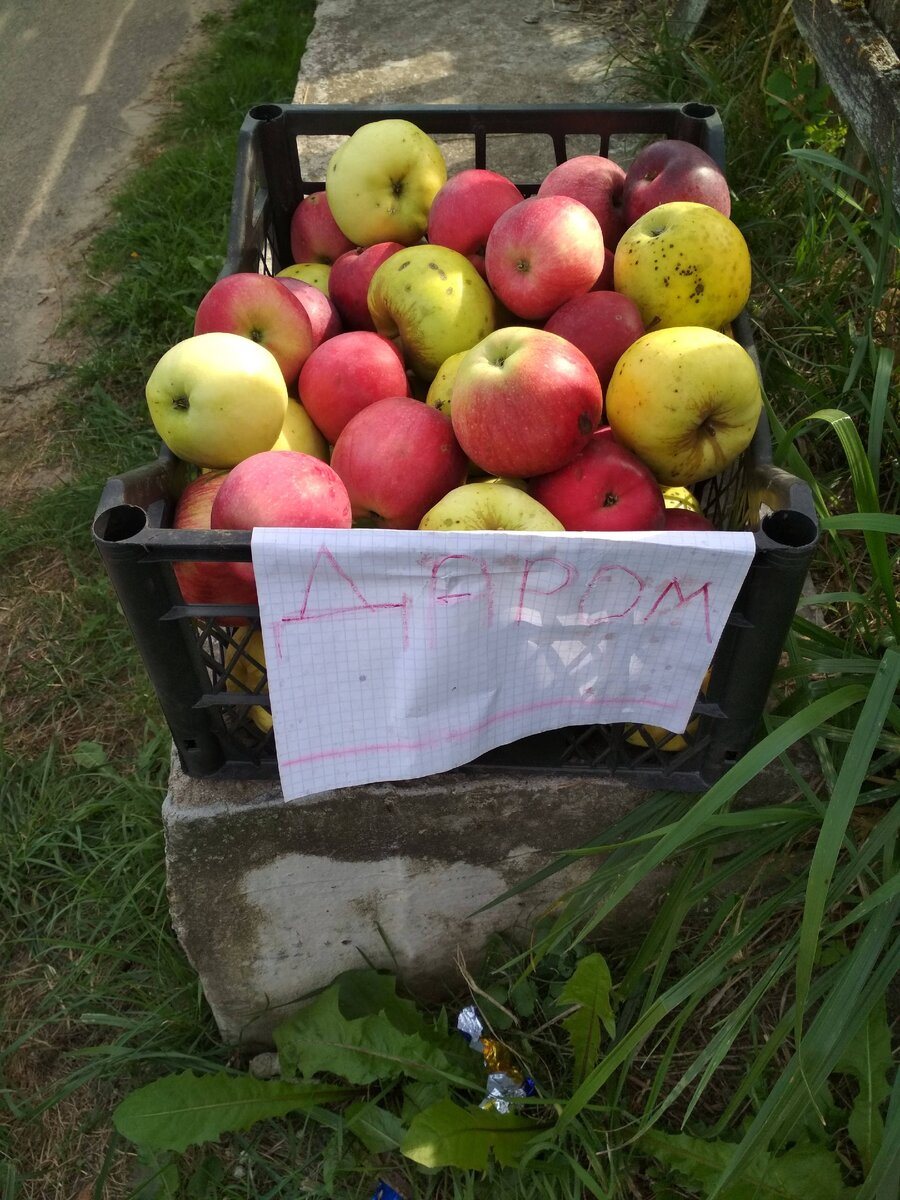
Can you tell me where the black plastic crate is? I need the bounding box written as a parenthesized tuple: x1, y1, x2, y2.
(93, 102, 819, 790)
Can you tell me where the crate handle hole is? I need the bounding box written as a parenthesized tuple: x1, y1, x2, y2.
(681, 102, 717, 120)
(761, 510, 818, 549)
(93, 503, 147, 543)
(249, 103, 284, 123)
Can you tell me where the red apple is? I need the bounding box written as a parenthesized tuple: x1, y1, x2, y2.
(194, 273, 315, 387)
(298, 331, 410, 445)
(592, 248, 615, 291)
(427, 169, 523, 276)
(537, 155, 627, 249)
(485, 196, 605, 320)
(289, 191, 355, 264)
(664, 508, 715, 531)
(544, 291, 645, 391)
(530, 431, 666, 532)
(172, 471, 258, 624)
(450, 327, 603, 478)
(329, 242, 405, 330)
(330, 396, 468, 528)
(622, 139, 731, 225)
(211, 451, 352, 531)
(276, 276, 343, 348)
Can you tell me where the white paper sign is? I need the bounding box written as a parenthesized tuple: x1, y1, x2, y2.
(251, 527, 756, 800)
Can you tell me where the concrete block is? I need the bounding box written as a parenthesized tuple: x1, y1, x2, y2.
(163, 757, 792, 1047)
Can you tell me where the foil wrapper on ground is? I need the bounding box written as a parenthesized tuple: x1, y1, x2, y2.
(456, 1005, 536, 1114)
(371, 1181, 406, 1200)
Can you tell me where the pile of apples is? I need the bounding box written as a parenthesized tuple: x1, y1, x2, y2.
(147, 117, 763, 621)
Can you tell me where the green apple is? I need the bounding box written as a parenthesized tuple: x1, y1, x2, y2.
(605, 326, 762, 486)
(419, 481, 564, 532)
(326, 119, 447, 247)
(368, 244, 496, 380)
(276, 262, 331, 295)
(425, 350, 468, 416)
(145, 332, 288, 468)
(270, 398, 329, 459)
(614, 201, 751, 331)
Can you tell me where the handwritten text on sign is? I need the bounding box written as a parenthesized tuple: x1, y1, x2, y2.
(251, 528, 756, 800)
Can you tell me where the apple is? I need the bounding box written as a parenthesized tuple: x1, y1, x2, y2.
(627, 667, 711, 752)
(537, 155, 627, 249)
(298, 331, 410, 445)
(171, 470, 258, 624)
(270, 398, 329, 460)
(543, 290, 645, 391)
(276, 276, 342, 348)
(146, 332, 288, 468)
(622, 139, 731, 225)
(211, 450, 352, 531)
(289, 191, 355, 264)
(664, 508, 715, 531)
(330, 396, 468, 528)
(530, 431, 666, 532)
(592, 248, 615, 291)
(276, 262, 332, 294)
(450, 327, 603, 478)
(224, 629, 272, 734)
(193, 273, 314, 386)
(419, 481, 564, 532)
(367, 244, 496, 381)
(427, 169, 523, 276)
(614, 201, 751, 332)
(325, 119, 447, 246)
(329, 242, 404, 331)
(485, 195, 605, 320)
(662, 485, 702, 512)
(605, 326, 762, 485)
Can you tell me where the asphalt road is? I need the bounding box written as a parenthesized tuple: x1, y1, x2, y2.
(0, 0, 230, 406)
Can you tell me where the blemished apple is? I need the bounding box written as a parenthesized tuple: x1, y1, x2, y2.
(543, 290, 645, 390)
(326, 119, 447, 246)
(614, 201, 751, 332)
(193, 272, 315, 386)
(330, 396, 468, 528)
(485, 195, 605, 321)
(289, 191, 355, 264)
(329, 241, 404, 331)
(427, 169, 523, 276)
(623, 139, 731, 225)
(270, 398, 329, 460)
(419, 481, 564, 532)
(146, 332, 288, 468)
(211, 450, 352, 531)
(367, 243, 496, 381)
(537, 155, 627, 250)
(605, 326, 762, 485)
(530, 431, 666, 532)
(298, 330, 410, 445)
(276, 262, 332, 294)
(276, 276, 342, 348)
(664, 508, 715, 531)
(450, 326, 603, 478)
(425, 350, 467, 417)
(662, 484, 702, 513)
(172, 470, 258, 624)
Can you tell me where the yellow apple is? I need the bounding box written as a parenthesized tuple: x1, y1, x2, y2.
(419, 481, 564, 532)
(661, 485, 701, 512)
(368, 244, 496, 381)
(614, 201, 751, 331)
(605, 326, 762, 486)
(225, 630, 272, 735)
(425, 350, 468, 416)
(276, 263, 332, 294)
(627, 669, 711, 752)
(145, 332, 288, 468)
(270, 398, 328, 459)
(326, 119, 447, 247)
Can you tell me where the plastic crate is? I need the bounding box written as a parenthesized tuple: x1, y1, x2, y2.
(93, 102, 819, 790)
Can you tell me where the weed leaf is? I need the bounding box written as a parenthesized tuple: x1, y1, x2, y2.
(113, 1071, 353, 1152)
(834, 997, 892, 1170)
(344, 1099, 407, 1153)
(274, 986, 472, 1087)
(400, 1098, 538, 1168)
(558, 953, 615, 1086)
(641, 1130, 846, 1200)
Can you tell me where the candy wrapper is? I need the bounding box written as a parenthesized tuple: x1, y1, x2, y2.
(456, 1006, 536, 1114)
(371, 1181, 406, 1200)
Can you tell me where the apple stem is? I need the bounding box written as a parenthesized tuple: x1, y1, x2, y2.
(173, 395, 189, 410)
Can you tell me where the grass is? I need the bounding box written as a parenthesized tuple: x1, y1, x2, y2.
(2, 0, 898, 1196)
